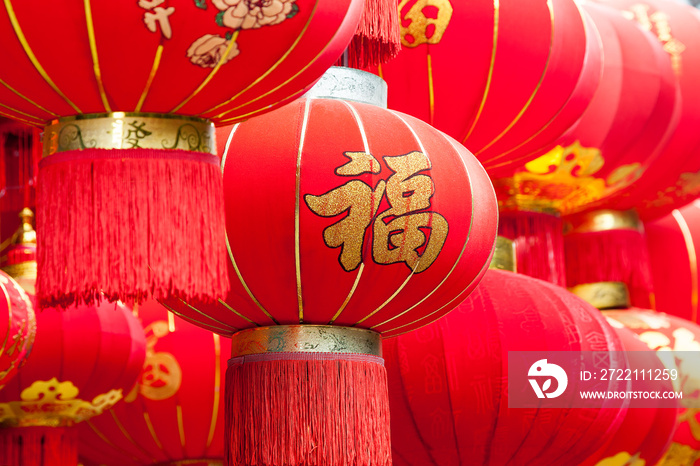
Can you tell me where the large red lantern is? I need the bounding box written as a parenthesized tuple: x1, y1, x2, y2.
(0, 0, 364, 310)
(376, 0, 601, 175)
(164, 67, 499, 465)
(603, 308, 700, 465)
(0, 222, 146, 466)
(385, 269, 627, 465)
(77, 300, 230, 466)
(0, 270, 34, 391)
(579, 323, 677, 466)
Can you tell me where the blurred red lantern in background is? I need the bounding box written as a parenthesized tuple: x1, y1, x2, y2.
(0, 269, 34, 391)
(578, 323, 677, 466)
(0, 223, 146, 466)
(78, 300, 230, 466)
(386, 269, 628, 466)
(375, 0, 601, 176)
(164, 67, 498, 465)
(0, 0, 365, 311)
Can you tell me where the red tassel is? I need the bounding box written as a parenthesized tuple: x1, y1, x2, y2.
(36, 148, 229, 308)
(347, 0, 401, 68)
(225, 353, 392, 466)
(498, 211, 567, 287)
(565, 229, 653, 308)
(0, 426, 78, 466)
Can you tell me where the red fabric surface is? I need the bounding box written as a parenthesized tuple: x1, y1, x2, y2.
(77, 300, 230, 466)
(163, 97, 498, 337)
(226, 353, 390, 466)
(370, 0, 599, 175)
(36, 148, 228, 308)
(583, 0, 700, 221)
(579, 324, 677, 466)
(565, 227, 654, 308)
(645, 201, 700, 324)
(0, 0, 361, 126)
(0, 426, 78, 466)
(385, 270, 627, 466)
(0, 271, 34, 390)
(498, 211, 566, 286)
(604, 309, 700, 465)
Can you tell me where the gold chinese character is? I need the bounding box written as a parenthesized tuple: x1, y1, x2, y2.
(399, 0, 453, 48)
(144, 6, 175, 39)
(305, 150, 448, 273)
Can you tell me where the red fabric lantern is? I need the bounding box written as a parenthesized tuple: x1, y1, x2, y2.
(493, 2, 678, 215)
(385, 269, 627, 466)
(0, 228, 146, 466)
(604, 309, 700, 465)
(645, 200, 700, 323)
(580, 0, 700, 221)
(164, 68, 499, 465)
(579, 323, 677, 466)
(374, 0, 601, 176)
(0, 0, 363, 309)
(0, 270, 34, 391)
(77, 300, 230, 466)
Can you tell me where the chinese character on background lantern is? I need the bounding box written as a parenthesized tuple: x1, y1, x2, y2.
(399, 0, 454, 47)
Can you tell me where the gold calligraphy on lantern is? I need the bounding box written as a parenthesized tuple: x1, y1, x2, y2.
(622, 4, 685, 75)
(305, 151, 448, 273)
(399, 0, 453, 48)
(137, 321, 183, 401)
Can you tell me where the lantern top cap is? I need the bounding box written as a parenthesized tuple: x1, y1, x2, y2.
(12, 208, 36, 246)
(303, 67, 388, 108)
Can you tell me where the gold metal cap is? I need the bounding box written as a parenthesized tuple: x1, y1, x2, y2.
(489, 236, 517, 272)
(230, 325, 382, 358)
(13, 208, 36, 246)
(569, 281, 631, 310)
(563, 209, 642, 235)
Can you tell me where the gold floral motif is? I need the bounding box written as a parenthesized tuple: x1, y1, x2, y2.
(659, 442, 700, 466)
(494, 141, 644, 214)
(622, 4, 685, 75)
(594, 451, 645, 466)
(644, 170, 700, 210)
(0, 378, 123, 427)
(399, 0, 453, 47)
(136, 320, 183, 402)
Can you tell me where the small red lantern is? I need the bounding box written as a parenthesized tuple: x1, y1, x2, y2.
(164, 67, 499, 465)
(0, 0, 364, 310)
(0, 269, 34, 391)
(385, 269, 627, 465)
(77, 300, 230, 466)
(0, 222, 146, 466)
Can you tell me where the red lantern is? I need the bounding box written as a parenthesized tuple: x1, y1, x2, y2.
(385, 269, 627, 465)
(77, 300, 230, 466)
(0, 225, 146, 466)
(0, 270, 34, 391)
(375, 0, 601, 175)
(164, 68, 499, 465)
(0, 0, 364, 309)
(579, 323, 677, 466)
(580, 0, 700, 221)
(604, 309, 700, 465)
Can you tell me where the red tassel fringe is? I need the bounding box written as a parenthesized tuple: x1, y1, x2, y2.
(347, 0, 401, 68)
(565, 229, 653, 308)
(498, 211, 567, 287)
(225, 353, 392, 466)
(0, 426, 78, 466)
(36, 148, 229, 308)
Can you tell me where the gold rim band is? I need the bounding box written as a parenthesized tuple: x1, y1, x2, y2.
(42, 113, 216, 156)
(569, 281, 631, 310)
(1, 261, 37, 282)
(230, 325, 382, 358)
(563, 210, 642, 235)
(489, 236, 517, 273)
